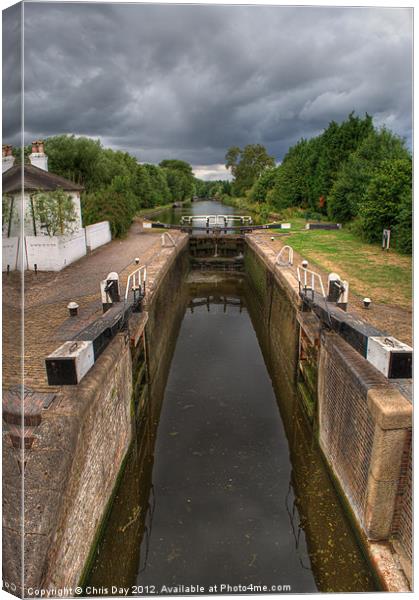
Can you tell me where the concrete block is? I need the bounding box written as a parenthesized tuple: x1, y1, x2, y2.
(367, 388, 412, 430)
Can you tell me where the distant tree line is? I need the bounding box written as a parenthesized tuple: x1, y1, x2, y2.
(194, 178, 232, 199)
(19, 135, 198, 237)
(224, 113, 412, 253)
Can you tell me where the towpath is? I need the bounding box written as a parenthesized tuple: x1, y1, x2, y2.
(2, 221, 186, 392)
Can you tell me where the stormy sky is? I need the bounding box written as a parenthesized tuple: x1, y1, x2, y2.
(3, 2, 413, 180)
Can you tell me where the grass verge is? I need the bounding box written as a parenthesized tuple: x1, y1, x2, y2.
(221, 198, 412, 308)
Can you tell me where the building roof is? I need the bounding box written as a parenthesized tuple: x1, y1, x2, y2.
(2, 164, 84, 194)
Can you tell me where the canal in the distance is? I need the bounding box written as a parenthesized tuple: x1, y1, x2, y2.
(87, 276, 377, 594)
(149, 198, 261, 226)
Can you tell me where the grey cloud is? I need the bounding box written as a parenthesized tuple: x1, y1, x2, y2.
(3, 3, 413, 172)
(3, 2, 22, 139)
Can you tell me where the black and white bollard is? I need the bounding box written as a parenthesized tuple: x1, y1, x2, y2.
(100, 272, 121, 313)
(363, 297, 371, 309)
(327, 272, 349, 311)
(67, 301, 79, 317)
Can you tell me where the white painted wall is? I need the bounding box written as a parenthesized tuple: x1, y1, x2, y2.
(25, 230, 87, 272)
(85, 221, 112, 251)
(2, 237, 21, 271)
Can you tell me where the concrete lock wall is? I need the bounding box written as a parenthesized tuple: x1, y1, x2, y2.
(244, 239, 412, 588)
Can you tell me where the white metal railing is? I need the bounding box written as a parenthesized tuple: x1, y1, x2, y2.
(297, 266, 326, 298)
(276, 245, 294, 266)
(161, 232, 176, 247)
(125, 265, 147, 302)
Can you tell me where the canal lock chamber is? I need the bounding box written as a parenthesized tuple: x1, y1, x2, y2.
(84, 237, 379, 594)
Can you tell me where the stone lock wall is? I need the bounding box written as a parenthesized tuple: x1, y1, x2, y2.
(317, 332, 412, 550)
(244, 238, 412, 589)
(40, 241, 190, 591)
(244, 242, 300, 414)
(39, 334, 133, 591)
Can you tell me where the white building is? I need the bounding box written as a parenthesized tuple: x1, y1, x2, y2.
(2, 141, 111, 271)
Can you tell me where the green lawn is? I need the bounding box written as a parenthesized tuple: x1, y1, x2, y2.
(283, 222, 412, 307)
(220, 199, 411, 307)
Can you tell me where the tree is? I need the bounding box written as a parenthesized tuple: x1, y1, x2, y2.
(250, 168, 277, 203)
(327, 128, 410, 222)
(225, 144, 275, 196)
(144, 164, 171, 205)
(159, 159, 195, 201)
(262, 112, 373, 212)
(2, 194, 18, 237)
(31, 188, 78, 237)
(359, 158, 412, 250)
(82, 185, 136, 238)
(393, 189, 412, 253)
(45, 135, 103, 189)
(159, 159, 193, 176)
(269, 138, 314, 209)
(310, 112, 374, 208)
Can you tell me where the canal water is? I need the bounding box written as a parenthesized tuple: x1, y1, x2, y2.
(149, 199, 260, 227)
(87, 276, 377, 594)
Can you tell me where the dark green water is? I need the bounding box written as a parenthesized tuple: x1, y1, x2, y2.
(86, 278, 377, 594)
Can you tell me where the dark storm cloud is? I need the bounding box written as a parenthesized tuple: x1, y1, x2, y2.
(3, 3, 413, 170)
(3, 2, 22, 139)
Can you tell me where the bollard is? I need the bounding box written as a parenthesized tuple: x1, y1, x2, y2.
(337, 280, 349, 311)
(67, 301, 79, 317)
(328, 273, 349, 311)
(363, 297, 371, 309)
(327, 273, 341, 302)
(100, 272, 120, 313)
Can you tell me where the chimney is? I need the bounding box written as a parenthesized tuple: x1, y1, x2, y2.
(2, 144, 15, 173)
(29, 139, 48, 171)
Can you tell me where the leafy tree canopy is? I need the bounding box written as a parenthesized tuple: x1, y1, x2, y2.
(225, 144, 275, 196)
